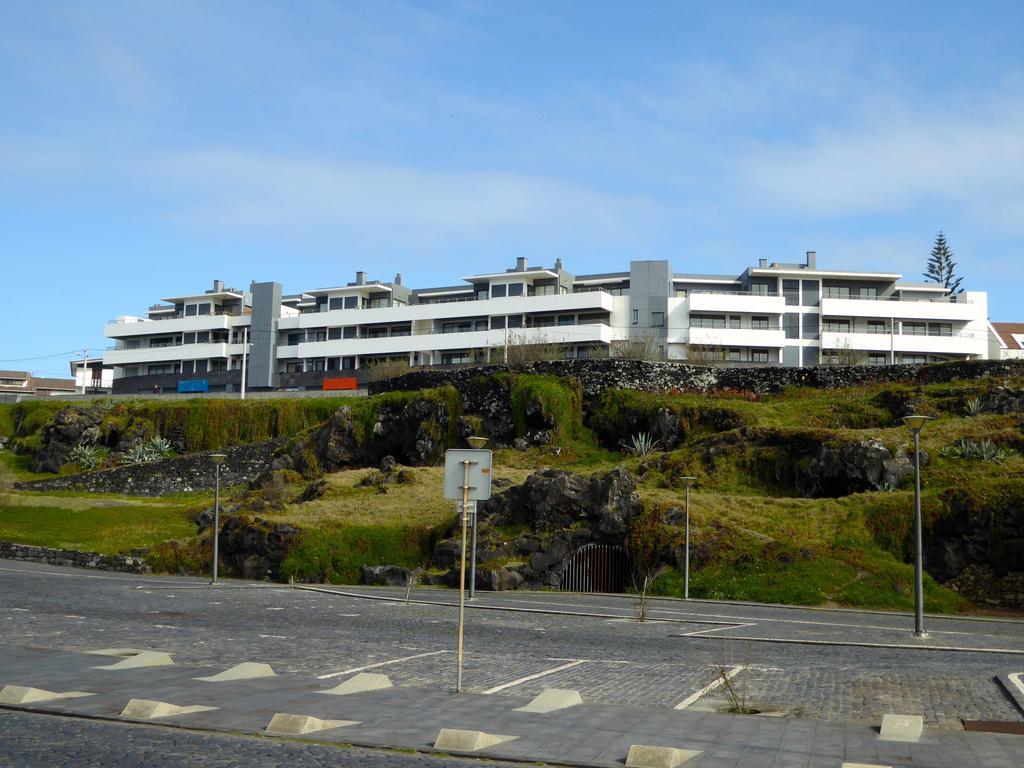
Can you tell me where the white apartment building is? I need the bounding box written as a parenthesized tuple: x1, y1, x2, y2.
(103, 253, 991, 394)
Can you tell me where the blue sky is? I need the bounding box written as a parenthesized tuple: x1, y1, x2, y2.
(2, 1, 1023, 376)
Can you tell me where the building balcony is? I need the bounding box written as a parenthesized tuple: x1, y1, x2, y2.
(688, 291, 785, 315)
(820, 331, 984, 356)
(820, 295, 978, 322)
(104, 343, 230, 366)
(106, 313, 249, 338)
(682, 326, 786, 348)
(279, 291, 615, 331)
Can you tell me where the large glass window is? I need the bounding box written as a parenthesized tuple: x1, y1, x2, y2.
(491, 284, 507, 298)
(751, 316, 769, 330)
(783, 280, 800, 306)
(507, 283, 523, 297)
(328, 328, 341, 340)
(824, 286, 851, 299)
(929, 323, 952, 337)
(691, 314, 726, 328)
(329, 297, 344, 310)
(824, 319, 850, 333)
(507, 315, 523, 328)
(752, 349, 770, 363)
(344, 296, 358, 309)
(783, 313, 799, 339)
(802, 314, 820, 340)
(903, 322, 927, 336)
(868, 354, 887, 366)
(343, 326, 357, 339)
(802, 280, 820, 307)
(490, 316, 506, 329)
(651, 312, 665, 327)
(867, 320, 887, 334)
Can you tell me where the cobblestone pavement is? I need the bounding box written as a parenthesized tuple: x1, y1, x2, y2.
(0, 709, 522, 768)
(2, 561, 1023, 730)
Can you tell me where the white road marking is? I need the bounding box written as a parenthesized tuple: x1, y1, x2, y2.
(674, 664, 745, 709)
(317, 649, 450, 679)
(259, 634, 287, 639)
(63, 615, 86, 619)
(681, 623, 755, 637)
(1009, 672, 1024, 697)
(482, 659, 587, 694)
(12, 608, 29, 612)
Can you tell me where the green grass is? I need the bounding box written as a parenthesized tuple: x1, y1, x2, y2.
(0, 502, 195, 553)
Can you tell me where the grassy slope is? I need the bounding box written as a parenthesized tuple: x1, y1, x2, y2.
(1, 372, 1021, 612)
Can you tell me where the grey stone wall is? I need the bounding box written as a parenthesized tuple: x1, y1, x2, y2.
(370, 359, 1024, 398)
(0, 541, 148, 574)
(14, 441, 278, 496)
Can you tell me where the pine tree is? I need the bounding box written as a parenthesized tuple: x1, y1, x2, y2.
(923, 231, 963, 294)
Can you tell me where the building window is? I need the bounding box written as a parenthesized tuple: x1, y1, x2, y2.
(675, 289, 688, 298)
(490, 284, 507, 298)
(329, 297, 344, 310)
(328, 327, 342, 340)
(475, 320, 489, 331)
(902, 354, 926, 364)
(507, 283, 523, 297)
(750, 283, 770, 296)
(181, 361, 194, 374)
(558, 315, 575, 326)
(903, 322, 927, 336)
(824, 319, 850, 333)
(196, 303, 211, 315)
(442, 321, 472, 334)
(195, 360, 208, 374)
(507, 315, 523, 329)
(651, 312, 665, 327)
(148, 364, 174, 375)
(783, 280, 800, 306)
(210, 360, 227, 372)
(929, 323, 952, 337)
(783, 313, 799, 339)
(824, 286, 851, 299)
(802, 280, 820, 307)
(728, 348, 742, 362)
(802, 313, 820, 340)
(691, 314, 725, 329)
(185, 304, 198, 317)
(631, 309, 638, 325)
(344, 296, 358, 309)
(751, 316, 769, 330)
(287, 332, 303, 346)
(728, 315, 741, 329)
(491, 316, 506, 329)
(867, 320, 887, 334)
(285, 362, 304, 373)
(802, 347, 819, 367)
(868, 354, 887, 366)
(441, 351, 470, 365)
(751, 349, 769, 363)
(861, 287, 878, 299)
(342, 356, 355, 370)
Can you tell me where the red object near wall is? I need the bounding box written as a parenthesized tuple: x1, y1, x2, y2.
(323, 377, 358, 391)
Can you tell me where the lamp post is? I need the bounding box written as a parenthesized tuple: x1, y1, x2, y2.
(901, 415, 932, 637)
(466, 436, 488, 600)
(681, 477, 697, 600)
(209, 453, 226, 586)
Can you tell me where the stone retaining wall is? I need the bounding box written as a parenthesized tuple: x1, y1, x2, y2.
(370, 358, 1024, 398)
(0, 541, 148, 574)
(13, 441, 278, 496)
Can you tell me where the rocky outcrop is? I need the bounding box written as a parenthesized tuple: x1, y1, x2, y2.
(927, 486, 1024, 582)
(944, 564, 1024, 610)
(979, 387, 1024, 415)
(15, 442, 278, 496)
(429, 468, 643, 590)
(217, 516, 299, 581)
(360, 564, 421, 586)
(795, 439, 918, 497)
(31, 405, 104, 473)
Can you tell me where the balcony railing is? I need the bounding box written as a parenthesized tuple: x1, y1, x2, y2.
(689, 289, 780, 297)
(823, 293, 970, 304)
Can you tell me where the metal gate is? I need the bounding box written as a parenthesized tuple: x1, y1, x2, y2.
(559, 544, 629, 593)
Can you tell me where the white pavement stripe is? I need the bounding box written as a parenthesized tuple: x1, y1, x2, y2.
(681, 623, 755, 637)
(316, 650, 450, 679)
(1010, 672, 1024, 697)
(676, 633, 1024, 656)
(482, 660, 587, 694)
(674, 665, 745, 709)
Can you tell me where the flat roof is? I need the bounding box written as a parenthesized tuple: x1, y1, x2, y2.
(462, 269, 559, 283)
(160, 290, 244, 303)
(749, 268, 902, 280)
(302, 284, 393, 298)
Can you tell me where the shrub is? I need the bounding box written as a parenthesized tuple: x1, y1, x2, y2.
(68, 444, 103, 471)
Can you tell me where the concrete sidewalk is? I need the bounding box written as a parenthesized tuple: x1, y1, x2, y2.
(2, 645, 1022, 768)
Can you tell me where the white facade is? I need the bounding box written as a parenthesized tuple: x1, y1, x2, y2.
(102, 253, 993, 393)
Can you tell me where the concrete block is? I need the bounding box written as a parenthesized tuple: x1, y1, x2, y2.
(195, 662, 276, 682)
(514, 688, 583, 714)
(120, 698, 217, 720)
(319, 672, 393, 696)
(626, 744, 702, 768)
(265, 713, 359, 736)
(92, 651, 174, 670)
(0, 685, 94, 705)
(878, 713, 924, 742)
(433, 728, 518, 752)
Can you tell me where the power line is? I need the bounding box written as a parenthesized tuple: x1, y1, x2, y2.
(0, 349, 86, 363)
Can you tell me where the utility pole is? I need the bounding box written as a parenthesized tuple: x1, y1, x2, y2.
(78, 348, 88, 394)
(240, 326, 249, 400)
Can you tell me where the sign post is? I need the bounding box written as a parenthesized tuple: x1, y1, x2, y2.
(443, 447, 492, 693)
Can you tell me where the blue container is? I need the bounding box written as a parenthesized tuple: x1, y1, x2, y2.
(177, 379, 209, 393)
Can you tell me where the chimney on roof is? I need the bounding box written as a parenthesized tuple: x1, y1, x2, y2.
(394, 273, 403, 286)
(758, 259, 767, 268)
(355, 271, 366, 285)
(554, 258, 564, 271)
(806, 251, 816, 269)
(213, 279, 225, 292)
(516, 257, 527, 272)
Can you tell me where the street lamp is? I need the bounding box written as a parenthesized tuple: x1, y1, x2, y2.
(466, 436, 488, 599)
(209, 453, 227, 586)
(901, 415, 932, 637)
(681, 477, 697, 600)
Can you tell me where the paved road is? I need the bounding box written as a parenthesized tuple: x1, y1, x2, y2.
(0, 708, 520, 768)
(2, 560, 1023, 729)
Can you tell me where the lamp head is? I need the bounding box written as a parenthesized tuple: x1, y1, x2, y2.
(209, 453, 227, 466)
(681, 476, 698, 489)
(467, 436, 489, 449)
(901, 414, 933, 433)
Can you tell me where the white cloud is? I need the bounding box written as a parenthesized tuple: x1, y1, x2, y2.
(736, 102, 1024, 226)
(158, 150, 660, 244)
